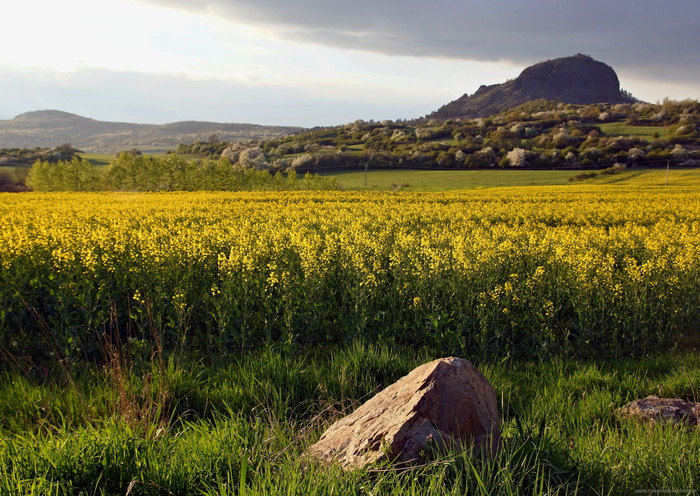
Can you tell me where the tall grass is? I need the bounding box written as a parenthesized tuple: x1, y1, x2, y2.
(2, 344, 700, 495)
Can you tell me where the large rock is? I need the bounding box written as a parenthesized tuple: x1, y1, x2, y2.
(617, 395, 700, 426)
(430, 53, 635, 120)
(306, 357, 500, 470)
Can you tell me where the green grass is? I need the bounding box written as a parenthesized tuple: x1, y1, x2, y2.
(0, 164, 30, 183)
(325, 167, 700, 191)
(324, 169, 585, 191)
(597, 121, 667, 139)
(0, 164, 30, 173)
(78, 153, 113, 166)
(2, 343, 700, 495)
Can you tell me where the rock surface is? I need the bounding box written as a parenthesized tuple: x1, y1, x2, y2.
(617, 395, 700, 426)
(430, 54, 635, 120)
(306, 357, 500, 470)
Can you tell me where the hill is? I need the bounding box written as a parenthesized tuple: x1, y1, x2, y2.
(218, 99, 699, 173)
(430, 54, 636, 120)
(0, 110, 303, 153)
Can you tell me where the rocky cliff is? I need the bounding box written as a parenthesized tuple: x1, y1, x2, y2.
(430, 54, 636, 120)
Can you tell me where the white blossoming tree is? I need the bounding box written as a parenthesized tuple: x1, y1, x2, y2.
(506, 147, 528, 167)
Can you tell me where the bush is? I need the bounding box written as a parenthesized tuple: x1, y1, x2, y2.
(599, 163, 627, 175)
(0, 171, 29, 192)
(569, 171, 598, 182)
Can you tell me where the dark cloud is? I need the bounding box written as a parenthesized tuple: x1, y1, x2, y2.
(135, 0, 700, 87)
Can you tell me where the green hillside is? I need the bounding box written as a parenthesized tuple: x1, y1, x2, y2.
(238, 99, 700, 173)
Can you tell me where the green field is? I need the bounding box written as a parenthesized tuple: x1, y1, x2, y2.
(345, 144, 365, 152)
(0, 164, 30, 173)
(323, 167, 700, 191)
(323, 169, 577, 191)
(597, 121, 668, 138)
(77, 153, 114, 166)
(0, 164, 30, 182)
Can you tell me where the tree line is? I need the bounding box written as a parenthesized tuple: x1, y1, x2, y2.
(26, 153, 339, 192)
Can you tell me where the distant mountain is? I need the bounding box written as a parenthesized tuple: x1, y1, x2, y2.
(430, 54, 636, 120)
(0, 110, 303, 153)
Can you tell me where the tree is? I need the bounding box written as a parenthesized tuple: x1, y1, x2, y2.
(291, 153, 315, 170)
(553, 131, 569, 149)
(626, 148, 646, 164)
(27, 157, 100, 191)
(489, 129, 520, 149)
(115, 148, 142, 158)
(238, 147, 269, 170)
(56, 143, 82, 156)
(506, 148, 528, 167)
(671, 144, 689, 162)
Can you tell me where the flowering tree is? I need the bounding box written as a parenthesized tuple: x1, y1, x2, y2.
(506, 148, 528, 167)
(627, 148, 646, 163)
(238, 147, 269, 170)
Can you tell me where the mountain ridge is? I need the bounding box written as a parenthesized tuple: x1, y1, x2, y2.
(0, 110, 303, 153)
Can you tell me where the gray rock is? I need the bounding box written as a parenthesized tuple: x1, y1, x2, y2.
(617, 395, 700, 426)
(306, 357, 501, 470)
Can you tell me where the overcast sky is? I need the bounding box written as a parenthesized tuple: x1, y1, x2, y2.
(2, 0, 699, 127)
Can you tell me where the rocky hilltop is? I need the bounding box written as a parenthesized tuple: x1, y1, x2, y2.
(430, 54, 636, 120)
(0, 110, 303, 153)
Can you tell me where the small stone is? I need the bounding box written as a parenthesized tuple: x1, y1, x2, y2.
(617, 395, 700, 426)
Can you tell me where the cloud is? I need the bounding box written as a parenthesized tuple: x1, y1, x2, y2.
(4, 0, 699, 128)
(132, 0, 700, 87)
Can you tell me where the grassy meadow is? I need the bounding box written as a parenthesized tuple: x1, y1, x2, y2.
(0, 164, 30, 178)
(321, 168, 577, 191)
(77, 153, 113, 167)
(595, 121, 668, 139)
(2, 344, 700, 495)
(323, 166, 700, 191)
(1, 169, 700, 494)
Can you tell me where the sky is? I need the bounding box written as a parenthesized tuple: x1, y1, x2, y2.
(2, 0, 699, 127)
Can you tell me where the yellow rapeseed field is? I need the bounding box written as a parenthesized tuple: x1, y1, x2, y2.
(1, 184, 699, 360)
